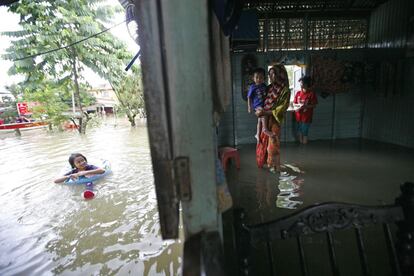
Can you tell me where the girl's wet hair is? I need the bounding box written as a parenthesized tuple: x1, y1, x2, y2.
(68, 153, 87, 168)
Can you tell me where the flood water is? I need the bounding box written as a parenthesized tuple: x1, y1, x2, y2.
(0, 118, 182, 275)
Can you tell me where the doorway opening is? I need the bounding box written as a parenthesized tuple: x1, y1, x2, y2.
(267, 64, 303, 109)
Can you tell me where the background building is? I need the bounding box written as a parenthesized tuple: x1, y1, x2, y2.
(87, 84, 118, 114)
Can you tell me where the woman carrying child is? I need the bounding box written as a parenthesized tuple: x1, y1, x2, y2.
(255, 64, 291, 173)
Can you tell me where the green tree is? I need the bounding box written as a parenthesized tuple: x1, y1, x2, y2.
(0, 84, 21, 123)
(2, 0, 132, 134)
(0, 95, 18, 124)
(113, 68, 145, 127)
(22, 81, 70, 130)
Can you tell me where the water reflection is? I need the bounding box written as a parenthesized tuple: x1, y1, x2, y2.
(276, 164, 305, 210)
(0, 119, 182, 275)
(284, 163, 305, 173)
(255, 170, 274, 222)
(276, 192, 303, 209)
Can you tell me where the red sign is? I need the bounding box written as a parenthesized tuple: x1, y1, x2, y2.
(17, 102, 29, 115)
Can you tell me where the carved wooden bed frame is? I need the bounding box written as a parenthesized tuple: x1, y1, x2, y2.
(234, 182, 414, 276)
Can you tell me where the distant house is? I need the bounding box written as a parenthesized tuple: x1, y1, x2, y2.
(87, 85, 118, 114)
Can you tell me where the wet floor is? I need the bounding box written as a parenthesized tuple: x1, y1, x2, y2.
(223, 139, 414, 275)
(227, 139, 414, 225)
(0, 118, 182, 276)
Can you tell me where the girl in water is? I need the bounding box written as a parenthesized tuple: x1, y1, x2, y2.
(54, 153, 105, 183)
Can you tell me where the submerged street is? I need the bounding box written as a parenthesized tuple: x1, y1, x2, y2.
(0, 119, 182, 276)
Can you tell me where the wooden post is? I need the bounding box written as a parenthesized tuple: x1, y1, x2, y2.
(15, 128, 21, 136)
(135, 0, 220, 239)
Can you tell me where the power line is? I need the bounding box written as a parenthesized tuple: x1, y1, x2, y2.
(12, 20, 126, 62)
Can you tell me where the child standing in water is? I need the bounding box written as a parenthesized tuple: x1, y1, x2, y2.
(54, 153, 105, 183)
(294, 76, 318, 144)
(247, 68, 272, 142)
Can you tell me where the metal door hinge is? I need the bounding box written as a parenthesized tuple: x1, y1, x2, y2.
(170, 156, 192, 201)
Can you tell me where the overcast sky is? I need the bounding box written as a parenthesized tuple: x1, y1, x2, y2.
(0, 0, 139, 93)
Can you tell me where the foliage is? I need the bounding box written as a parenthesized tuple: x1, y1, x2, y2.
(23, 81, 70, 128)
(0, 108, 18, 123)
(113, 68, 145, 127)
(2, 0, 132, 133)
(0, 101, 18, 123)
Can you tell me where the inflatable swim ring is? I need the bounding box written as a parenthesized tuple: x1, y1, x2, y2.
(64, 160, 111, 185)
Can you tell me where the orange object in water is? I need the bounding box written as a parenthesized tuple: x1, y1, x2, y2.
(63, 121, 78, 130)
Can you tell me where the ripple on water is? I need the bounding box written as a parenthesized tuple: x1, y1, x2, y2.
(0, 119, 182, 275)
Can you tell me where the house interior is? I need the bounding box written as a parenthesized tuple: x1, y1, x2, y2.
(214, 0, 414, 275)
